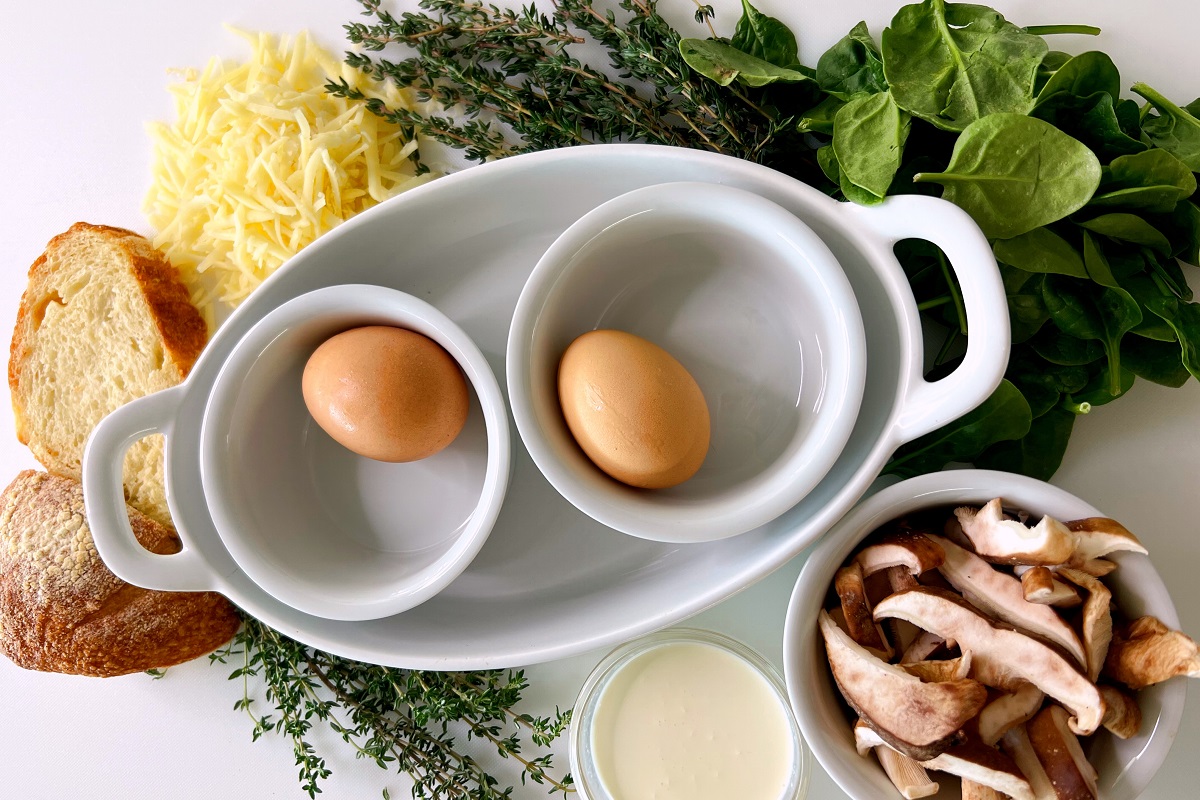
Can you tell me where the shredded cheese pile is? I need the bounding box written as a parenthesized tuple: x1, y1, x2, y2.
(145, 29, 435, 327)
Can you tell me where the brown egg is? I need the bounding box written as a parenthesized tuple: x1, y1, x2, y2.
(558, 329, 710, 489)
(302, 326, 469, 462)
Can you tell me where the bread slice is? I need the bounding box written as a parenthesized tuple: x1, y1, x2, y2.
(8, 223, 206, 527)
(0, 470, 240, 677)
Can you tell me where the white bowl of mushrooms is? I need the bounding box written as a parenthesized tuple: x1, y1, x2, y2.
(783, 469, 1197, 800)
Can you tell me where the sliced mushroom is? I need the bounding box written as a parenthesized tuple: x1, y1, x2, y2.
(887, 564, 921, 593)
(1056, 568, 1112, 682)
(900, 630, 951, 663)
(955, 499, 1076, 566)
(928, 534, 1086, 669)
(978, 683, 1045, 746)
(1072, 558, 1117, 578)
(855, 723, 1034, 800)
(1104, 615, 1200, 689)
(1065, 517, 1148, 563)
(856, 531, 946, 577)
(1001, 725, 1058, 800)
(901, 653, 972, 683)
(820, 610, 987, 760)
(836, 561, 893, 658)
(873, 588, 1105, 735)
(1027, 704, 1099, 800)
(876, 745, 940, 799)
(884, 618, 924, 656)
(1020, 566, 1083, 607)
(961, 780, 1007, 800)
(1098, 684, 1142, 739)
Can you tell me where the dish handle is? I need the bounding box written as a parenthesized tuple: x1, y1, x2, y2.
(82, 386, 217, 592)
(848, 194, 1010, 443)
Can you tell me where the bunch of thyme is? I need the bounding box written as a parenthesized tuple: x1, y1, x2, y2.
(212, 616, 572, 798)
(327, 0, 819, 177)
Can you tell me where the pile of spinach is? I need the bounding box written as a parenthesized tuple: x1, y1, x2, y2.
(682, 0, 1200, 480)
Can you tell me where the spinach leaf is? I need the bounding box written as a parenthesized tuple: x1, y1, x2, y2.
(1164, 201, 1200, 265)
(1009, 349, 1090, 395)
(817, 21, 887, 100)
(914, 114, 1101, 238)
(993, 227, 1087, 278)
(817, 144, 883, 205)
(882, 0, 1047, 132)
(1134, 83, 1200, 171)
(975, 407, 1074, 481)
(1031, 91, 1146, 160)
(1186, 98, 1200, 118)
(1042, 275, 1143, 394)
(679, 39, 813, 87)
(1005, 273, 1049, 343)
(1143, 248, 1193, 301)
(730, 0, 800, 69)
(884, 379, 1032, 478)
(1064, 364, 1136, 413)
(1008, 291, 1050, 343)
(1034, 51, 1120, 106)
(797, 95, 844, 135)
(1145, 296, 1200, 380)
(1030, 325, 1104, 365)
(1116, 98, 1143, 137)
(1077, 213, 1172, 255)
(833, 91, 911, 198)
(1082, 231, 1120, 289)
(1088, 150, 1197, 213)
(1121, 272, 1181, 341)
(1123, 336, 1191, 387)
(1033, 50, 1072, 96)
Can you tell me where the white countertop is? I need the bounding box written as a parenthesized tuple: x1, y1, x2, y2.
(0, 0, 1196, 797)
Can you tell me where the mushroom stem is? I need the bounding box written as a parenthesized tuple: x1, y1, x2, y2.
(876, 746, 940, 799)
(1098, 684, 1143, 739)
(961, 779, 1007, 800)
(1020, 566, 1082, 607)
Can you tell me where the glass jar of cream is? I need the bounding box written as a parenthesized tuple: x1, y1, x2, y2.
(570, 628, 811, 800)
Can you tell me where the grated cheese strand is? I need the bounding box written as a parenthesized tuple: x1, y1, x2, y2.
(144, 29, 437, 330)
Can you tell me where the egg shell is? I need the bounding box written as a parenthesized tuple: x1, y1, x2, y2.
(558, 329, 710, 489)
(302, 325, 469, 462)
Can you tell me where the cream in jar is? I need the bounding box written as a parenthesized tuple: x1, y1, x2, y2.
(574, 630, 807, 800)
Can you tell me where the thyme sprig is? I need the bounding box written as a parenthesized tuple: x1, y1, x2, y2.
(326, 0, 811, 170)
(211, 616, 573, 798)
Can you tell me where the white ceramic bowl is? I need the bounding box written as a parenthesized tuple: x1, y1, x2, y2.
(507, 181, 867, 542)
(782, 470, 1187, 800)
(85, 284, 510, 621)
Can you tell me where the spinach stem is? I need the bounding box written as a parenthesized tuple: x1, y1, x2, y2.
(918, 295, 954, 311)
(1024, 25, 1101, 36)
(936, 249, 969, 335)
(935, 327, 961, 366)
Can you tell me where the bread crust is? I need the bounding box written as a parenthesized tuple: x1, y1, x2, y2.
(0, 470, 240, 677)
(8, 222, 207, 445)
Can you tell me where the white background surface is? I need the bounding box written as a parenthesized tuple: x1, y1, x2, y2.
(0, 0, 1196, 798)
